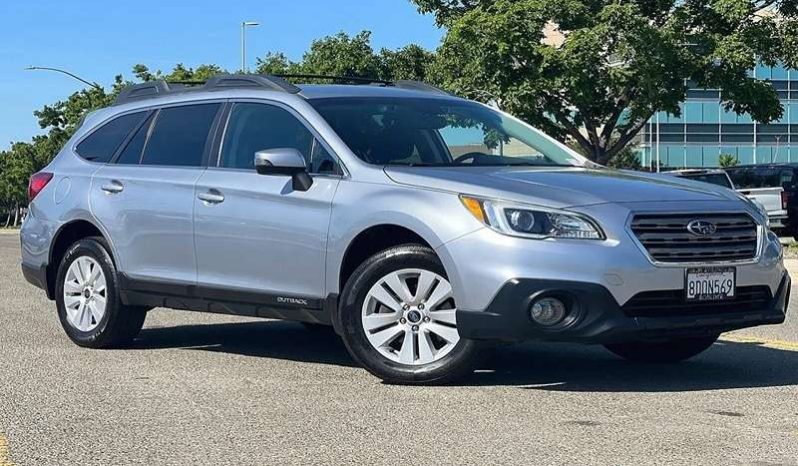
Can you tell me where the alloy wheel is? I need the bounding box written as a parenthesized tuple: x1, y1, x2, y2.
(361, 268, 459, 365)
(63, 256, 107, 332)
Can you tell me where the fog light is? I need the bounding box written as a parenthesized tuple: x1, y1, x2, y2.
(530, 297, 567, 326)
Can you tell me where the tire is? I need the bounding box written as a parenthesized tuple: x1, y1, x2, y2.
(338, 244, 484, 385)
(55, 236, 147, 348)
(604, 334, 719, 363)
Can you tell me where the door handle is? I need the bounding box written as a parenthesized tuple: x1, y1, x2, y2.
(101, 180, 124, 194)
(198, 189, 225, 204)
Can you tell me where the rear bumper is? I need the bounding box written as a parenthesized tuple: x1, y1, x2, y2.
(457, 272, 790, 344)
(21, 262, 52, 299)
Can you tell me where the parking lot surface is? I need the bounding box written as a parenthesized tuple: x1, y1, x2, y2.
(1, 231, 797, 465)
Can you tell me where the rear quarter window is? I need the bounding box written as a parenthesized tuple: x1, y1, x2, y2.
(75, 111, 148, 163)
(140, 104, 220, 167)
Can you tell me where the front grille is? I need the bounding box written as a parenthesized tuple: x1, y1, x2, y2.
(630, 213, 758, 263)
(623, 286, 772, 318)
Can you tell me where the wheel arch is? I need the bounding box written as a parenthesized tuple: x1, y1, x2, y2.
(337, 223, 438, 295)
(46, 218, 114, 299)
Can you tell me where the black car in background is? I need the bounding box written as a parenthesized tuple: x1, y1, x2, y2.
(726, 164, 798, 238)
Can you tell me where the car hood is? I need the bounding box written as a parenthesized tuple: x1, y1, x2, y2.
(384, 166, 742, 209)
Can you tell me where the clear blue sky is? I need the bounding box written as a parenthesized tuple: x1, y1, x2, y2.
(0, 0, 442, 151)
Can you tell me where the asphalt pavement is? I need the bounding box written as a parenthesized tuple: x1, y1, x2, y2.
(1, 231, 797, 465)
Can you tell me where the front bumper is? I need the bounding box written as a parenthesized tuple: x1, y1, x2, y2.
(457, 272, 790, 344)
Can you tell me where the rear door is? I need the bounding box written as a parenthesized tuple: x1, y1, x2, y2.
(193, 101, 342, 301)
(90, 102, 223, 285)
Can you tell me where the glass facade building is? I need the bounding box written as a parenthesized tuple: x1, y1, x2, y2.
(638, 64, 798, 168)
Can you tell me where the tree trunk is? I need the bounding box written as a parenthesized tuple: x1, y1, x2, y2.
(590, 146, 612, 166)
(13, 203, 20, 227)
(3, 210, 10, 228)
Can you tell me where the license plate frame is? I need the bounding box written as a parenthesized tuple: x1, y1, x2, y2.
(684, 267, 736, 302)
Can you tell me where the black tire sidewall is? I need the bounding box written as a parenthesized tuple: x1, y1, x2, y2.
(55, 237, 123, 347)
(339, 245, 481, 384)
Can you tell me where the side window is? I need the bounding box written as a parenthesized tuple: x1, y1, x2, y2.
(76, 111, 148, 163)
(220, 103, 337, 173)
(116, 113, 154, 165)
(141, 104, 220, 167)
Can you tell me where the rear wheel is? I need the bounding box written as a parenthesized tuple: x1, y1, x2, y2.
(339, 245, 483, 385)
(604, 334, 719, 363)
(55, 237, 147, 348)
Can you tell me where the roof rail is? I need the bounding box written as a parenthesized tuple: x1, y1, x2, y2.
(113, 74, 451, 106)
(274, 74, 451, 95)
(114, 74, 301, 106)
(204, 74, 301, 94)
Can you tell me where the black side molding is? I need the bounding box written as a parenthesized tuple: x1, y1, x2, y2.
(118, 274, 332, 325)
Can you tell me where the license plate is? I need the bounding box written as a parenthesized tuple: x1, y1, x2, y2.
(685, 267, 736, 301)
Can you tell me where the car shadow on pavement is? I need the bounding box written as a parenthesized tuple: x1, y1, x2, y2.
(134, 320, 359, 368)
(134, 320, 798, 391)
(466, 339, 798, 392)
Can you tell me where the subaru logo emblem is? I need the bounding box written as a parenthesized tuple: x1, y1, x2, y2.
(687, 219, 717, 236)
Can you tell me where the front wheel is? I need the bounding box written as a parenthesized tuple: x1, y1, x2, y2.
(604, 334, 719, 363)
(338, 245, 483, 385)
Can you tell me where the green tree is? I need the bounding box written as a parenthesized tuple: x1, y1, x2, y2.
(302, 31, 382, 77)
(379, 44, 435, 81)
(718, 153, 739, 168)
(417, 0, 798, 165)
(256, 31, 434, 82)
(0, 143, 35, 226)
(255, 52, 302, 75)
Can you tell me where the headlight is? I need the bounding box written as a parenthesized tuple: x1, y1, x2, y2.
(460, 195, 604, 240)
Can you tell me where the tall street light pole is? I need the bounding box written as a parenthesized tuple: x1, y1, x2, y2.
(24, 66, 101, 90)
(240, 21, 260, 72)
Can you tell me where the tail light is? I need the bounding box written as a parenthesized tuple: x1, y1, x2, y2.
(782, 191, 790, 210)
(28, 172, 53, 203)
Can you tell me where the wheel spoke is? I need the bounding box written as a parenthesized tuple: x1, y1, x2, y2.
(397, 331, 415, 364)
(368, 324, 404, 348)
(79, 303, 91, 330)
(430, 309, 457, 325)
(64, 295, 82, 310)
(87, 262, 101, 286)
(426, 280, 453, 310)
(93, 295, 106, 311)
(74, 259, 88, 285)
(418, 331, 436, 364)
(94, 275, 107, 294)
(64, 280, 82, 295)
(65, 301, 81, 323)
(383, 273, 414, 304)
(363, 312, 400, 331)
(425, 322, 459, 343)
(414, 270, 436, 303)
(368, 285, 403, 313)
(88, 302, 103, 324)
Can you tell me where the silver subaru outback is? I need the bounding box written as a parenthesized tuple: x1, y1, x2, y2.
(20, 75, 789, 384)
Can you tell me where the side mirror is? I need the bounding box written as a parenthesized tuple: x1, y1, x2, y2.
(254, 148, 313, 192)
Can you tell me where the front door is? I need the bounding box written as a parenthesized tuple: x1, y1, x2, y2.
(193, 101, 342, 301)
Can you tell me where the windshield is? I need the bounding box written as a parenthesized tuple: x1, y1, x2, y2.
(678, 173, 733, 189)
(309, 97, 587, 167)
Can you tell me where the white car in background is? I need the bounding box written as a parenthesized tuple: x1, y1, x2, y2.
(664, 169, 774, 228)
